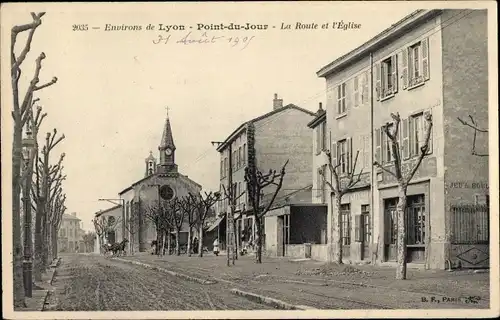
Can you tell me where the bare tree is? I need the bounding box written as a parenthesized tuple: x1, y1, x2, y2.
(374, 112, 433, 280)
(244, 160, 288, 264)
(320, 148, 364, 264)
(51, 192, 66, 258)
(458, 115, 489, 157)
(220, 184, 246, 263)
(169, 198, 186, 256)
(179, 195, 198, 257)
(11, 11, 57, 307)
(190, 192, 220, 257)
(82, 231, 97, 253)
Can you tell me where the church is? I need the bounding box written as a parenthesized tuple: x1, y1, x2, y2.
(118, 113, 203, 253)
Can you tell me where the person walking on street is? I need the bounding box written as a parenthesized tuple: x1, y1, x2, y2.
(213, 238, 219, 256)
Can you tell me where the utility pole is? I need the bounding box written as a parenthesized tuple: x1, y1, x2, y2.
(212, 140, 235, 266)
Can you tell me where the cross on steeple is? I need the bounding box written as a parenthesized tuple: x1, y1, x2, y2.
(166, 106, 170, 118)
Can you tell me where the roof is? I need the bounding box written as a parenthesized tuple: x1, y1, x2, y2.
(316, 9, 442, 78)
(95, 204, 122, 218)
(159, 117, 175, 149)
(62, 213, 81, 221)
(216, 104, 316, 152)
(118, 172, 202, 197)
(307, 111, 326, 128)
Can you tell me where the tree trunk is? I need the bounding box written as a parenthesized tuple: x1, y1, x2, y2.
(167, 230, 171, 255)
(254, 216, 262, 264)
(233, 220, 238, 260)
(47, 223, 53, 263)
(156, 226, 163, 256)
(187, 227, 192, 257)
(51, 225, 57, 259)
(175, 230, 180, 256)
(396, 185, 408, 280)
(198, 224, 204, 257)
(162, 230, 168, 256)
(335, 195, 343, 264)
(12, 125, 25, 307)
(33, 201, 44, 282)
(41, 214, 48, 270)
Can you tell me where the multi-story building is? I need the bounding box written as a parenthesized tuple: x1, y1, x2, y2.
(58, 212, 84, 253)
(213, 94, 317, 253)
(315, 9, 489, 269)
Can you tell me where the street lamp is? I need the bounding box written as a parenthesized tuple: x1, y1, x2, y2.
(22, 123, 35, 297)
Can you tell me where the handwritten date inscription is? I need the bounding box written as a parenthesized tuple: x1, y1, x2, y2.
(153, 32, 255, 50)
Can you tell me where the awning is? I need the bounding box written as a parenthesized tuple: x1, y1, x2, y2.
(206, 215, 225, 232)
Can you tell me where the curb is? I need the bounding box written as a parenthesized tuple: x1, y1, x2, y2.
(230, 288, 316, 310)
(113, 258, 217, 285)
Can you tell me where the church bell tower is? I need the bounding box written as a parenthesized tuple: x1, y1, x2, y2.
(158, 111, 178, 174)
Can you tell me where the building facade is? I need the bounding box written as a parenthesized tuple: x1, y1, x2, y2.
(118, 115, 202, 253)
(58, 212, 84, 253)
(94, 204, 124, 245)
(213, 94, 317, 253)
(315, 9, 489, 269)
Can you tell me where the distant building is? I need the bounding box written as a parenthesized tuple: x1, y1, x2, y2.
(213, 93, 317, 253)
(94, 205, 123, 245)
(315, 9, 489, 269)
(118, 114, 202, 253)
(58, 212, 84, 253)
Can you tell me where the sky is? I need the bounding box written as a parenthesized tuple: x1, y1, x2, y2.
(2, 2, 420, 231)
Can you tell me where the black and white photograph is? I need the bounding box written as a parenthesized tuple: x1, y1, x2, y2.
(1, 1, 498, 319)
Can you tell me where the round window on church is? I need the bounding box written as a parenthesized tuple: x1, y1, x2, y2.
(160, 185, 175, 201)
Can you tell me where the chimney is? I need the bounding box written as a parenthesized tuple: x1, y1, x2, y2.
(273, 93, 283, 110)
(317, 102, 324, 115)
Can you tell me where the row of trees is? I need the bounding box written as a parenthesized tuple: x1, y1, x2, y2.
(12, 12, 67, 308)
(143, 192, 220, 257)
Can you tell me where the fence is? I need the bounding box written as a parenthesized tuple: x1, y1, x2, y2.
(450, 204, 489, 244)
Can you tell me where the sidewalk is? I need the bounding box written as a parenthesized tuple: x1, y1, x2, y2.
(19, 258, 61, 311)
(118, 253, 490, 309)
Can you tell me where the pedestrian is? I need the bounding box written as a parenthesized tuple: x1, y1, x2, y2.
(241, 230, 247, 255)
(213, 238, 219, 256)
(193, 237, 199, 254)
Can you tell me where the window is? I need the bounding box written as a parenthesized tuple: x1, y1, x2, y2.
(108, 216, 116, 226)
(409, 42, 423, 87)
(385, 198, 398, 244)
(340, 204, 351, 245)
(338, 139, 348, 174)
(361, 72, 369, 104)
(220, 160, 224, 179)
(381, 56, 396, 98)
(383, 123, 399, 163)
(316, 122, 327, 154)
(224, 158, 228, 177)
(410, 113, 424, 157)
(337, 83, 346, 115)
(361, 205, 371, 244)
(406, 195, 425, 245)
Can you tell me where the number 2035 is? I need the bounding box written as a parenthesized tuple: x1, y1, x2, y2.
(73, 24, 88, 31)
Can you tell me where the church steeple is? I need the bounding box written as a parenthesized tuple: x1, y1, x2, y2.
(158, 108, 178, 173)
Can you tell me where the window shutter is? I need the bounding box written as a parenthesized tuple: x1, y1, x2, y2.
(422, 37, 430, 81)
(392, 54, 398, 93)
(402, 48, 409, 90)
(354, 76, 359, 108)
(424, 109, 433, 155)
(381, 125, 387, 164)
(375, 62, 381, 101)
(402, 118, 410, 160)
(375, 128, 381, 163)
(316, 168, 322, 197)
(345, 81, 351, 112)
(331, 141, 337, 167)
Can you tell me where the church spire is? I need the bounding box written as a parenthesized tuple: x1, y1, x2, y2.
(158, 108, 178, 173)
(159, 109, 175, 150)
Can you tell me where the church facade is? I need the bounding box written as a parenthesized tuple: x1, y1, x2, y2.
(118, 115, 202, 253)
